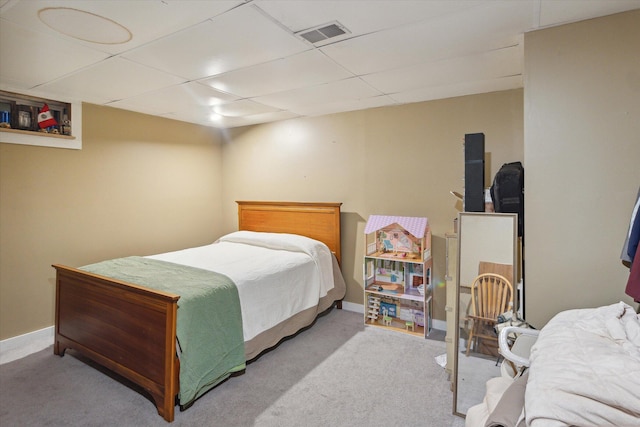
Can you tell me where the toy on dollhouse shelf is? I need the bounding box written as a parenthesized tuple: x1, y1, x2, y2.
(367, 295, 381, 324)
(363, 215, 433, 337)
(382, 307, 392, 326)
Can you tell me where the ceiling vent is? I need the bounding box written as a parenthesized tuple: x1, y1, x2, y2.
(297, 21, 349, 44)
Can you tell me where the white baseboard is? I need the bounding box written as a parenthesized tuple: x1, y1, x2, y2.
(339, 302, 446, 332)
(341, 301, 365, 314)
(0, 326, 54, 365)
(432, 319, 446, 331)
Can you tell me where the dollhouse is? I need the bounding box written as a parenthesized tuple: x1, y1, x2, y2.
(363, 215, 432, 337)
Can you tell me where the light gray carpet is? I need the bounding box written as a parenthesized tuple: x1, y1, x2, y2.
(456, 353, 502, 414)
(1, 309, 464, 427)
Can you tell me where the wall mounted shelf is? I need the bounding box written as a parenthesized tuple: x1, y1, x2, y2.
(0, 90, 82, 150)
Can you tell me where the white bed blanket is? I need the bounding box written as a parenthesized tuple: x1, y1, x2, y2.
(147, 231, 336, 342)
(526, 301, 640, 427)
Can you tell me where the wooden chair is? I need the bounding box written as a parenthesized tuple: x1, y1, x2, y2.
(465, 273, 513, 357)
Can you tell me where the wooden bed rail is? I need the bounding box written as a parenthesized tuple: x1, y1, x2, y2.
(53, 264, 180, 422)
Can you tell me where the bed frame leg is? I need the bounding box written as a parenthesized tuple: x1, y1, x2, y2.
(53, 338, 66, 357)
(158, 400, 175, 422)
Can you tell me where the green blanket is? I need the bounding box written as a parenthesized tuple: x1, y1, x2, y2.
(80, 256, 246, 406)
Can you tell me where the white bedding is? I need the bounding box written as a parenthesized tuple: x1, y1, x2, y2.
(147, 231, 336, 342)
(526, 302, 640, 427)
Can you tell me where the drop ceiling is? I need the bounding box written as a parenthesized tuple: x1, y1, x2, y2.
(1, 0, 638, 129)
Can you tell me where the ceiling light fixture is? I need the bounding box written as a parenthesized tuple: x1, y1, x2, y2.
(38, 7, 132, 45)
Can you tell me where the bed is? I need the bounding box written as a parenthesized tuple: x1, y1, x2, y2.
(52, 201, 346, 423)
(466, 301, 640, 427)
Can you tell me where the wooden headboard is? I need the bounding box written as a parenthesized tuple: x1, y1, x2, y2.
(237, 201, 342, 264)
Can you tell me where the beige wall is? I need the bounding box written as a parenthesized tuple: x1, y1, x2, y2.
(1, 93, 522, 342)
(222, 90, 524, 322)
(0, 104, 224, 339)
(524, 10, 640, 327)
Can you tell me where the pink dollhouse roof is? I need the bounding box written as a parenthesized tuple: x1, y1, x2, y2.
(364, 215, 428, 239)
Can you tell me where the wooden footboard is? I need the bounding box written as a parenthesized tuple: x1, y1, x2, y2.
(53, 264, 180, 422)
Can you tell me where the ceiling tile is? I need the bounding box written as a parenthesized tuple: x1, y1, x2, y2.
(200, 50, 354, 98)
(390, 75, 523, 104)
(363, 44, 522, 95)
(290, 95, 398, 117)
(108, 81, 239, 115)
(213, 99, 280, 117)
(0, 19, 109, 89)
(213, 110, 300, 128)
(36, 57, 185, 104)
(538, 0, 640, 27)
(254, 77, 384, 110)
(123, 4, 310, 80)
(161, 110, 219, 127)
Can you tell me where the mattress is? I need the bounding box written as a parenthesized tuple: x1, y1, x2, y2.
(147, 230, 341, 344)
